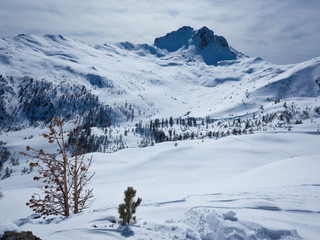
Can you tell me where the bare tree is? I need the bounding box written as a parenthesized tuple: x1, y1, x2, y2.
(20, 116, 94, 217)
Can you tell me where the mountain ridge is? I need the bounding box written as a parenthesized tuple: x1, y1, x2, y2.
(0, 26, 319, 130)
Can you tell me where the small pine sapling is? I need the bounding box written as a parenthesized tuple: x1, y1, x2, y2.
(118, 187, 142, 225)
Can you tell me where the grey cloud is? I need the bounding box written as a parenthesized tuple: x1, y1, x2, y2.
(0, 0, 319, 64)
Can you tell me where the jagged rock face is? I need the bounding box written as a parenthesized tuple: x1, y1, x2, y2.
(154, 26, 193, 52)
(195, 26, 216, 49)
(154, 26, 236, 65)
(194, 27, 229, 49)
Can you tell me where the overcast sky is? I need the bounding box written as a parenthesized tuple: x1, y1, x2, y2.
(1, 0, 319, 64)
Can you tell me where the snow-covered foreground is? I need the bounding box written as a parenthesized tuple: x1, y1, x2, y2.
(1, 128, 319, 239)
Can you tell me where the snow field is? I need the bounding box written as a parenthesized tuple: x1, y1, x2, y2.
(1, 129, 319, 239)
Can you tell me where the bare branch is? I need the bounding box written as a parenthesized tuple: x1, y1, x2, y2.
(20, 115, 95, 218)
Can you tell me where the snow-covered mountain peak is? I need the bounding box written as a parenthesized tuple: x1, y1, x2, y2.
(154, 26, 239, 65)
(0, 29, 319, 130)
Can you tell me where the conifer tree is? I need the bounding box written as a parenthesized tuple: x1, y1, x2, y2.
(118, 187, 142, 225)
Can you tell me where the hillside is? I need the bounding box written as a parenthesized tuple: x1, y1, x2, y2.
(0, 27, 319, 125)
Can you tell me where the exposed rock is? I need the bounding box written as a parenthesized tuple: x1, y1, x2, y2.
(154, 26, 194, 52)
(194, 26, 216, 49)
(0, 231, 41, 240)
(154, 26, 237, 65)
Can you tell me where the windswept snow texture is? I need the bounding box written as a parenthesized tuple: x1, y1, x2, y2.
(1, 132, 320, 239)
(0, 26, 320, 239)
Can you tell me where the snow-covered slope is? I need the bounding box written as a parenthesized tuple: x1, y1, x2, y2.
(0, 26, 320, 239)
(0, 27, 319, 128)
(1, 131, 320, 239)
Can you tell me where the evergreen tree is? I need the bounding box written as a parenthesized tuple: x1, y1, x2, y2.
(169, 116, 174, 127)
(118, 187, 142, 225)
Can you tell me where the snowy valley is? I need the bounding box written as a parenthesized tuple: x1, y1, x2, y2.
(0, 26, 320, 239)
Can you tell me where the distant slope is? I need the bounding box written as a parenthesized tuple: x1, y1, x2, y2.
(0, 26, 319, 129)
(251, 57, 320, 100)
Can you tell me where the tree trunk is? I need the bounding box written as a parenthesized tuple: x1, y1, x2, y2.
(63, 155, 69, 216)
(73, 154, 79, 214)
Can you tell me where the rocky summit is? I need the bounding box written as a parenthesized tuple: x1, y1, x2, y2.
(154, 26, 238, 65)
